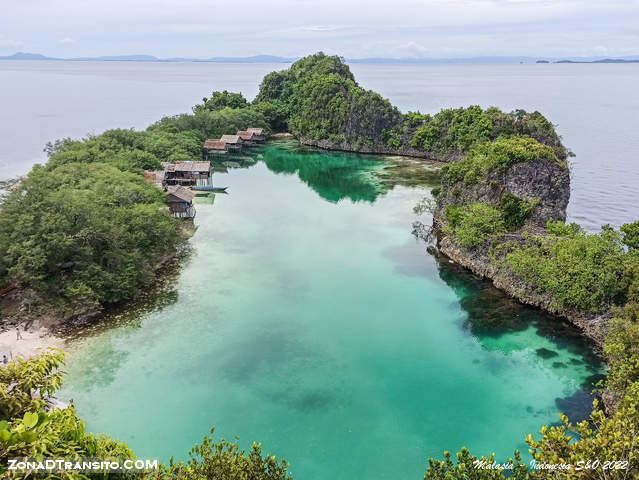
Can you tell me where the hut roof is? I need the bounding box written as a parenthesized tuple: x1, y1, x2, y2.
(236, 131, 255, 141)
(204, 139, 227, 151)
(167, 185, 195, 203)
(163, 161, 211, 173)
(220, 134, 242, 144)
(247, 128, 264, 135)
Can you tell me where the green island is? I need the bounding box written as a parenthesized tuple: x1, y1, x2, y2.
(1, 52, 638, 479)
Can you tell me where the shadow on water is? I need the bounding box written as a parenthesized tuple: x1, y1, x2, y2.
(433, 257, 605, 423)
(212, 140, 441, 204)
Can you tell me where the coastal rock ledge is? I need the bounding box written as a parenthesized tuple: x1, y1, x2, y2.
(299, 137, 464, 163)
(431, 157, 611, 347)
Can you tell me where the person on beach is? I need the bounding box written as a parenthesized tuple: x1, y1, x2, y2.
(16, 328, 22, 340)
(2, 355, 7, 364)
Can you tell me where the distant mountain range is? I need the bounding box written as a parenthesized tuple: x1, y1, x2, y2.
(2, 52, 639, 64)
(0, 52, 299, 63)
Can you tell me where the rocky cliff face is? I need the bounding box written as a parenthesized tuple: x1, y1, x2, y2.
(434, 159, 570, 228)
(431, 158, 611, 347)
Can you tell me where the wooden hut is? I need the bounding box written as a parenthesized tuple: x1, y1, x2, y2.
(237, 131, 256, 145)
(219, 134, 243, 150)
(166, 186, 196, 218)
(162, 161, 211, 186)
(247, 128, 265, 142)
(203, 139, 228, 157)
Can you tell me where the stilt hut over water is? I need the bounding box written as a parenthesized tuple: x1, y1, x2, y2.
(237, 131, 257, 145)
(247, 128, 265, 142)
(219, 135, 243, 150)
(204, 139, 228, 158)
(162, 161, 211, 186)
(166, 186, 196, 218)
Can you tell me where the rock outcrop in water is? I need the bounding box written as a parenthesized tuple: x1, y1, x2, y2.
(429, 144, 612, 347)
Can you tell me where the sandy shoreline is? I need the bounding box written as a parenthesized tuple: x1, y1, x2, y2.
(0, 325, 65, 361)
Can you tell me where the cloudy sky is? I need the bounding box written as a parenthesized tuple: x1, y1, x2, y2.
(1, 0, 638, 59)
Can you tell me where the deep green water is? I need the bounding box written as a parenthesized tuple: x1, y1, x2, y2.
(61, 141, 603, 480)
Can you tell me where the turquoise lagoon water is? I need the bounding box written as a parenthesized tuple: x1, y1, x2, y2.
(60, 141, 603, 480)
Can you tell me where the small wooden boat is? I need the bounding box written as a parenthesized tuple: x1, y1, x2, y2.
(190, 186, 228, 192)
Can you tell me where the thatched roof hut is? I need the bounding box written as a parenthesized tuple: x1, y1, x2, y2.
(204, 139, 228, 152)
(166, 186, 196, 218)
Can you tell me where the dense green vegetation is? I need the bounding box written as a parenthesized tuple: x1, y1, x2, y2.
(407, 106, 568, 160)
(442, 204, 638, 315)
(503, 222, 638, 312)
(254, 52, 401, 143)
(499, 194, 539, 231)
(605, 303, 639, 395)
(0, 163, 179, 309)
(194, 90, 249, 112)
(443, 194, 539, 248)
(443, 136, 563, 185)
(444, 203, 505, 248)
(150, 433, 290, 480)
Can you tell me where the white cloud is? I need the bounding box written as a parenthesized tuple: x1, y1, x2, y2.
(58, 37, 74, 44)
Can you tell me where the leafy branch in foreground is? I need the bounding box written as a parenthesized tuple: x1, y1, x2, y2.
(150, 430, 291, 480)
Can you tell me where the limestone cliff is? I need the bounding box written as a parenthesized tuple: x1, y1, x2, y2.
(431, 156, 611, 347)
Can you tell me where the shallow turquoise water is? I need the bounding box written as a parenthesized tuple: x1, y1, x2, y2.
(61, 141, 602, 480)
